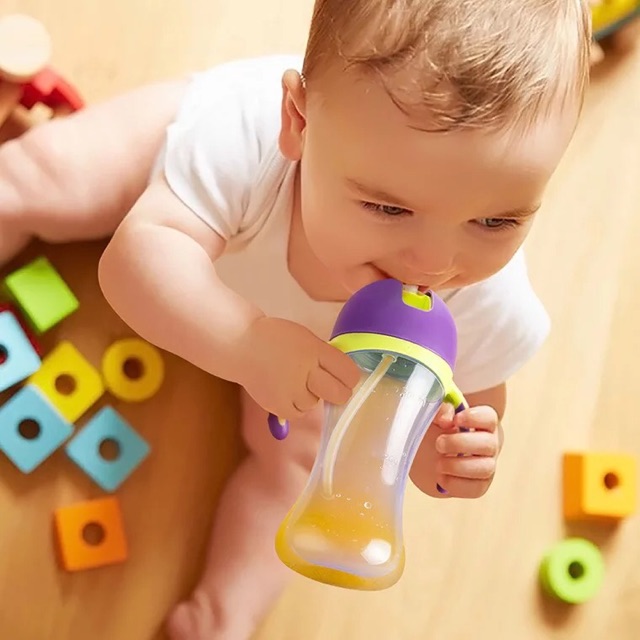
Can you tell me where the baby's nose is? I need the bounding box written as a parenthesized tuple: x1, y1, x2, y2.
(402, 246, 455, 279)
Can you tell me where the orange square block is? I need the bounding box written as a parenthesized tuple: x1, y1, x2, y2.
(54, 497, 128, 571)
(563, 452, 637, 522)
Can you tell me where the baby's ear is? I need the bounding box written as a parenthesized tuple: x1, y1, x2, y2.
(279, 70, 307, 161)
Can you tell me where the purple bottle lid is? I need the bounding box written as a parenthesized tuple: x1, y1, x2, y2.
(330, 279, 457, 369)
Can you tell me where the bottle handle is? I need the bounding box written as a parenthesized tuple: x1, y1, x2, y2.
(445, 384, 468, 416)
(268, 413, 289, 440)
(436, 384, 469, 494)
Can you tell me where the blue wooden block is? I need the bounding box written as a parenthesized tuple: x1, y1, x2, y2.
(0, 311, 41, 392)
(66, 406, 150, 492)
(0, 385, 74, 473)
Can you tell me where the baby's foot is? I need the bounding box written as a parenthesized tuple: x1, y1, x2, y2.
(166, 590, 219, 640)
(167, 588, 260, 640)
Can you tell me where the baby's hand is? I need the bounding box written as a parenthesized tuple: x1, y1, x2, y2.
(433, 403, 502, 499)
(238, 316, 361, 420)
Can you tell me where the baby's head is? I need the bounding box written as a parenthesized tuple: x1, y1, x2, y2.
(279, 0, 591, 294)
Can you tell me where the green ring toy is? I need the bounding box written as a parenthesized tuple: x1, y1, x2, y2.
(539, 538, 605, 604)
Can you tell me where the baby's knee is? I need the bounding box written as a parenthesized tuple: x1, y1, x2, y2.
(9, 119, 69, 184)
(0, 118, 85, 225)
(254, 421, 321, 480)
(0, 126, 56, 212)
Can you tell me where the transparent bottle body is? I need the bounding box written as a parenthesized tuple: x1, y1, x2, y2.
(275, 350, 445, 590)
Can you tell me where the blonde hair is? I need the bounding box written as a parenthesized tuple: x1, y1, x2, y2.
(302, 0, 592, 131)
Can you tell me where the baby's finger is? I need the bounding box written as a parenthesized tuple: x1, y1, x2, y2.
(453, 405, 499, 432)
(307, 366, 353, 405)
(436, 431, 499, 457)
(319, 346, 361, 388)
(438, 455, 496, 480)
(432, 402, 455, 430)
(436, 475, 493, 499)
(293, 386, 320, 414)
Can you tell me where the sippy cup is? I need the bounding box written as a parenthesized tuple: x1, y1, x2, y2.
(267, 279, 467, 591)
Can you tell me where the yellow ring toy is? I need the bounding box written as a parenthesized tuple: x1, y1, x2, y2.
(102, 338, 164, 402)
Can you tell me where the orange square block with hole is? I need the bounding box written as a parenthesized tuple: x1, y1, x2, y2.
(54, 497, 128, 571)
(563, 452, 637, 522)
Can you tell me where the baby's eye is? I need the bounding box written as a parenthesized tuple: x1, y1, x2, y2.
(475, 217, 520, 231)
(361, 201, 412, 217)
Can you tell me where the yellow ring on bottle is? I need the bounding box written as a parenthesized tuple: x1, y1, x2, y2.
(329, 332, 465, 408)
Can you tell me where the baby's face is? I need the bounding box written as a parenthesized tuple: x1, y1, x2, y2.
(282, 67, 579, 295)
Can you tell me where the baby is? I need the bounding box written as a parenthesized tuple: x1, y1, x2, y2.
(0, 0, 591, 638)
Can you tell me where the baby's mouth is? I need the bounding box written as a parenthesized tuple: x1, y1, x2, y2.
(372, 265, 431, 291)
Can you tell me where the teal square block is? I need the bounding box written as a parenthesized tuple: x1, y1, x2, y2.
(0, 311, 41, 392)
(3, 256, 79, 334)
(0, 385, 74, 473)
(66, 406, 150, 492)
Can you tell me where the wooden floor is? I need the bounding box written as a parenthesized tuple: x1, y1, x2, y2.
(1, 1, 639, 639)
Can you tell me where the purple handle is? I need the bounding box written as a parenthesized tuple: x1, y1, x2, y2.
(436, 402, 468, 495)
(268, 413, 289, 440)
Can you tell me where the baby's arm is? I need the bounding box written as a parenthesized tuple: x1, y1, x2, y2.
(99, 176, 359, 416)
(98, 176, 263, 386)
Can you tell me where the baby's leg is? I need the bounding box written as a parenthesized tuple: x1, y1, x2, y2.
(0, 79, 187, 264)
(167, 390, 323, 640)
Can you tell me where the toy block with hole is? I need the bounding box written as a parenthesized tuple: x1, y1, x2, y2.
(2, 256, 79, 334)
(563, 452, 637, 522)
(0, 311, 41, 392)
(20, 67, 84, 115)
(0, 302, 44, 356)
(0, 385, 73, 473)
(0, 14, 51, 126)
(102, 338, 165, 402)
(66, 406, 149, 492)
(539, 537, 605, 604)
(54, 496, 128, 571)
(29, 341, 104, 423)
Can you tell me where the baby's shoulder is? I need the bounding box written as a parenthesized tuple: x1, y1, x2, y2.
(160, 55, 300, 241)
(183, 54, 302, 121)
(194, 54, 303, 82)
(169, 53, 302, 180)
